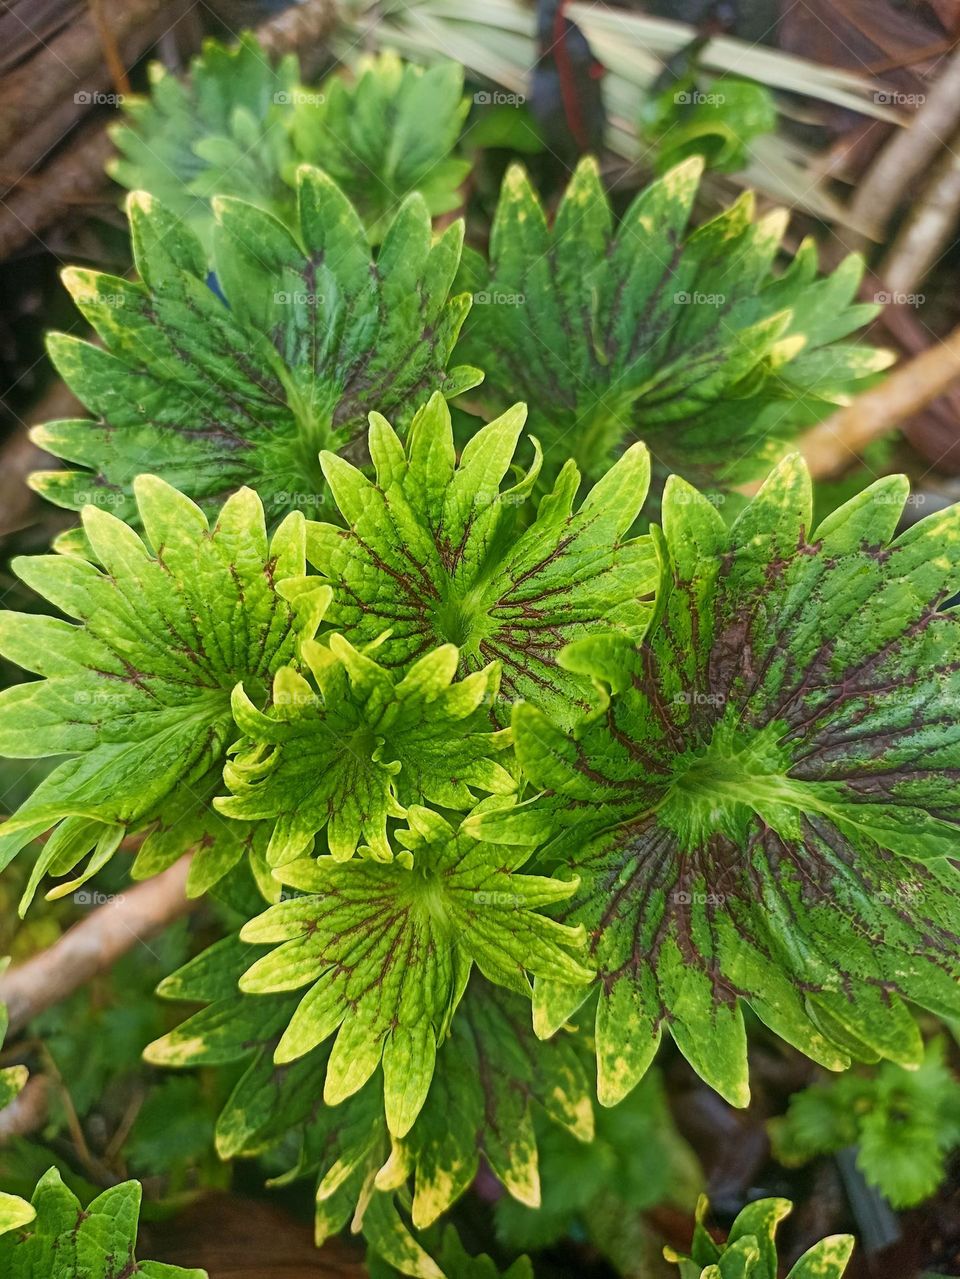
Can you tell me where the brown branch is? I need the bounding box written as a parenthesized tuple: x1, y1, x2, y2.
(87, 0, 134, 98)
(0, 1075, 49, 1144)
(879, 128, 960, 294)
(0, 0, 341, 260)
(0, 857, 196, 1035)
(0, 125, 115, 259)
(844, 45, 960, 252)
(797, 322, 960, 479)
(255, 0, 340, 57)
(0, 0, 173, 157)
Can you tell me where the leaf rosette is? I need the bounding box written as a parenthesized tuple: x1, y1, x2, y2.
(235, 806, 591, 1137)
(474, 457, 960, 1106)
(148, 949, 592, 1245)
(306, 392, 657, 727)
(217, 633, 515, 864)
(32, 165, 479, 536)
(0, 1168, 206, 1278)
(290, 52, 471, 243)
(0, 479, 326, 904)
(462, 156, 891, 484)
(109, 32, 298, 255)
(665, 1195, 853, 1279)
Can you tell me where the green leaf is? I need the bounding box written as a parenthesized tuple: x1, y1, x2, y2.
(0, 996, 27, 1112)
(785, 1237, 856, 1279)
(32, 166, 479, 530)
(306, 392, 657, 727)
(291, 52, 471, 243)
(476, 458, 960, 1107)
(493, 1065, 700, 1255)
(147, 933, 377, 1194)
(218, 634, 514, 863)
(109, 33, 298, 256)
(366, 1223, 533, 1279)
(769, 1037, 960, 1207)
(0, 1192, 35, 1237)
(381, 979, 594, 1227)
(110, 38, 471, 251)
(432, 1227, 533, 1279)
(665, 1196, 853, 1279)
(0, 1167, 206, 1277)
(237, 809, 591, 1135)
(643, 76, 777, 174)
(0, 480, 326, 903)
(462, 157, 890, 484)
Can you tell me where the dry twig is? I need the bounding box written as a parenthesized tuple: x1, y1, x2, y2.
(0, 857, 196, 1034)
(845, 45, 960, 252)
(798, 322, 960, 479)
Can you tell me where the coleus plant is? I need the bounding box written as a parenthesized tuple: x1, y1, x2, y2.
(665, 1196, 854, 1279)
(108, 34, 299, 255)
(9, 445, 960, 1271)
(31, 32, 890, 526)
(111, 37, 470, 249)
(0, 1168, 206, 1277)
(4, 34, 959, 1279)
(473, 457, 960, 1107)
(462, 154, 891, 484)
(288, 52, 471, 244)
(31, 164, 478, 540)
(0, 479, 328, 902)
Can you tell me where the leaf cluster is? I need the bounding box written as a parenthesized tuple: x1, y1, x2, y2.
(769, 1037, 960, 1207)
(666, 1196, 853, 1279)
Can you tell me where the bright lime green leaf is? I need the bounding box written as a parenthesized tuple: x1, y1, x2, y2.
(474, 457, 960, 1107)
(146, 931, 387, 1228)
(666, 1195, 853, 1279)
(0, 1191, 35, 1237)
(462, 156, 890, 484)
(0, 1167, 206, 1277)
(306, 392, 656, 727)
(237, 809, 591, 1136)
(368, 1223, 534, 1279)
(32, 166, 479, 530)
(151, 954, 591, 1240)
(643, 76, 777, 175)
(380, 979, 594, 1227)
(0, 997, 28, 1112)
(291, 52, 471, 243)
(362, 1193, 445, 1279)
(0, 480, 326, 904)
(217, 634, 514, 864)
(108, 33, 298, 255)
